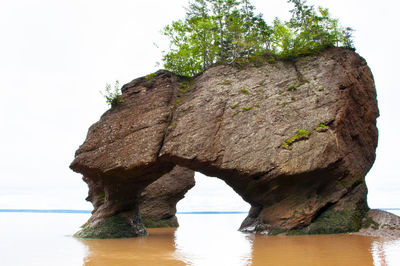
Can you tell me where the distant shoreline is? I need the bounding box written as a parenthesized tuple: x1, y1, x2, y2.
(0, 209, 399, 214)
(0, 209, 249, 214)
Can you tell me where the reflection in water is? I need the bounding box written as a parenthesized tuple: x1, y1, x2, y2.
(250, 234, 376, 266)
(372, 238, 400, 266)
(1, 212, 400, 265)
(173, 214, 252, 265)
(374, 241, 388, 266)
(79, 228, 185, 266)
(78, 214, 400, 266)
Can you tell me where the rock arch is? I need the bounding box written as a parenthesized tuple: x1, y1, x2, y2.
(70, 48, 378, 238)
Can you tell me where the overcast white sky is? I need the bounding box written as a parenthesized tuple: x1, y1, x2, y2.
(0, 0, 399, 211)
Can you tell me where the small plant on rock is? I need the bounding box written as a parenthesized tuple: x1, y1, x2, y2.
(145, 72, 157, 79)
(315, 123, 328, 132)
(282, 129, 311, 149)
(242, 106, 253, 112)
(101, 80, 123, 108)
(240, 89, 250, 95)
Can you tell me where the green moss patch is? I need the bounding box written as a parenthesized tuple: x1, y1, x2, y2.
(268, 228, 287, 236)
(308, 208, 365, 234)
(287, 82, 299, 91)
(287, 208, 366, 235)
(167, 121, 178, 130)
(362, 217, 380, 230)
(242, 106, 253, 112)
(142, 73, 157, 88)
(231, 103, 239, 109)
(97, 192, 106, 203)
(145, 72, 156, 79)
(142, 217, 176, 228)
(222, 80, 232, 85)
(315, 123, 328, 132)
(240, 88, 249, 94)
(179, 81, 188, 88)
(287, 79, 308, 91)
(74, 216, 138, 239)
(282, 129, 311, 150)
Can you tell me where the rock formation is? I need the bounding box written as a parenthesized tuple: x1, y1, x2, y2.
(74, 166, 194, 238)
(357, 209, 400, 238)
(71, 48, 381, 238)
(140, 166, 195, 227)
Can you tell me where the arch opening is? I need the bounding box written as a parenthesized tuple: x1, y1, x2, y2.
(177, 172, 250, 214)
(173, 172, 253, 264)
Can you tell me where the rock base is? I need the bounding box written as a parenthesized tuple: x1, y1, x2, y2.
(74, 215, 147, 239)
(355, 209, 400, 238)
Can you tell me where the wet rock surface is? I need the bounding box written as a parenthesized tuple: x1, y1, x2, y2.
(71, 48, 385, 238)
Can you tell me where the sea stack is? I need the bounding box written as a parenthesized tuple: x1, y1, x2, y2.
(71, 48, 383, 238)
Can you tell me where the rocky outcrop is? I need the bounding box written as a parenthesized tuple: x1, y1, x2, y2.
(74, 165, 194, 238)
(71, 48, 381, 238)
(356, 209, 400, 238)
(140, 166, 195, 227)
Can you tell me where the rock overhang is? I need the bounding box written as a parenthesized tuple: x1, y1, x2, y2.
(70, 47, 380, 238)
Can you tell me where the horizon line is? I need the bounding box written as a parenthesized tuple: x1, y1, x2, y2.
(0, 208, 399, 214)
(0, 209, 248, 214)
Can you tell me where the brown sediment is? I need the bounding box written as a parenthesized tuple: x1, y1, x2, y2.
(78, 225, 397, 266)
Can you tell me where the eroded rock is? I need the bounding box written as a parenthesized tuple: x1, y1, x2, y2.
(355, 209, 400, 238)
(71, 48, 383, 238)
(140, 166, 195, 227)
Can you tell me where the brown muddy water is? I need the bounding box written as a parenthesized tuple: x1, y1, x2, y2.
(1, 212, 399, 265)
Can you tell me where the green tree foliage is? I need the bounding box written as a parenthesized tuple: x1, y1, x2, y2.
(162, 0, 354, 76)
(275, 0, 354, 58)
(162, 0, 271, 76)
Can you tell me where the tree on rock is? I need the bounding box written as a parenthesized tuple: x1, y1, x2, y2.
(162, 0, 354, 76)
(162, 0, 271, 76)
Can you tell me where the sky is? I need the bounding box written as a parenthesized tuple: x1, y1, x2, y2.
(0, 0, 399, 211)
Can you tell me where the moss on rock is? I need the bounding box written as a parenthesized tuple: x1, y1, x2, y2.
(142, 217, 177, 228)
(315, 123, 328, 132)
(361, 216, 380, 230)
(282, 129, 311, 150)
(74, 216, 145, 239)
(286, 207, 367, 235)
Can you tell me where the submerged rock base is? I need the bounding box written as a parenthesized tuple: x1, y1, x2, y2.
(74, 215, 146, 239)
(71, 48, 383, 238)
(75, 166, 194, 238)
(240, 182, 370, 235)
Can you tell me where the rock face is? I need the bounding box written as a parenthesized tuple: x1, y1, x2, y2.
(74, 166, 194, 238)
(71, 48, 380, 238)
(357, 209, 400, 238)
(140, 166, 195, 227)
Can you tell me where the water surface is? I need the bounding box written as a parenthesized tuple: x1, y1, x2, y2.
(1, 212, 399, 265)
